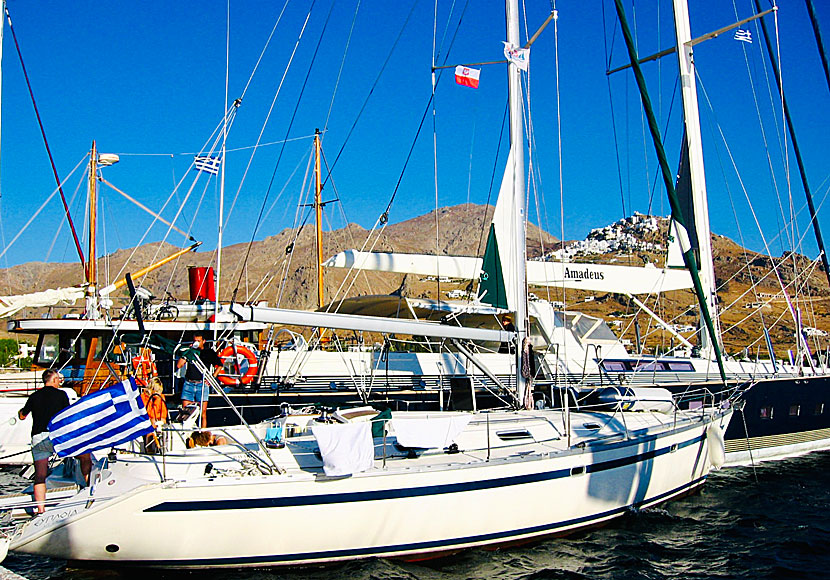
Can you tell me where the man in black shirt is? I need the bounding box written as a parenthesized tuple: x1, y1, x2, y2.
(19, 369, 91, 513)
(177, 333, 223, 428)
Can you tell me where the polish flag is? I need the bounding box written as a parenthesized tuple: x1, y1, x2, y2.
(455, 65, 481, 89)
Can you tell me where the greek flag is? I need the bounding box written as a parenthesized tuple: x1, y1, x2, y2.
(194, 155, 221, 175)
(48, 377, 154, 457)
(734, 29, 752, 43)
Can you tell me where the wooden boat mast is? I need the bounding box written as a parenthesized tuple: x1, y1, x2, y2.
(314, 128, 324, 309)
(85, 140, 99, 318)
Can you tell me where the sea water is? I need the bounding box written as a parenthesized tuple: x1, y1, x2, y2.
(2, 451, 829, 580)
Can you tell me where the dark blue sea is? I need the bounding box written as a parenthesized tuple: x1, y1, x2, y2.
(2, 451, 829, 580)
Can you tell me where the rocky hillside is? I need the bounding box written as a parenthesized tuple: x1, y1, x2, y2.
(0, 203, 556, 313)
(1, 205, 827, 359)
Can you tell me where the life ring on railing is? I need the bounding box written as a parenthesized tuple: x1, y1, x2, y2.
(216, 345, 258, 387)
(131, 348, 157, 384)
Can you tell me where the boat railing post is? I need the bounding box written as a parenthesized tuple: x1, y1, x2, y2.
(381, 419, 387, 469)
(437, 361, 445, 411)
(486, 412, 491, 462)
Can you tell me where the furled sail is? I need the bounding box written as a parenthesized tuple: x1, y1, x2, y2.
(0, 287, 84, 319)
(479, 148, 522, 310)
(324, 250, 692, 294)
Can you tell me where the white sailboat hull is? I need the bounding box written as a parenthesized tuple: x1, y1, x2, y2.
(9, 408, 731, 567)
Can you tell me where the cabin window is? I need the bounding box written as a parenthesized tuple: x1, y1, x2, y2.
(789, 405, 800, 417)
(815, 403, 825, 416)
(666, 361, 694, 372)
(76, 337, 105, 361)
(36, 334, 60, 366)
(759, 406, 774, 420)
(634, 360, 664, 371)
(601, 361, 627, 372)
(496, 429, 533, 441)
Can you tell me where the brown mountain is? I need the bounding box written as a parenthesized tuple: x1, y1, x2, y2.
(0, 203, 556, 314)
(2, 205, 827, 360)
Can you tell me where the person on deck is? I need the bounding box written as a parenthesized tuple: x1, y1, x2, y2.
(498, 315, 516, 354)
(177, 333, 223, 428)
(140, 379, 168, 453)
(185, 430, 228, 448)
(18, 369, 92, 514)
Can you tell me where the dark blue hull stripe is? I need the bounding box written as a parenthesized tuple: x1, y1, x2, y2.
(144, 433, 704, 513)
(121, 475, 708, 567)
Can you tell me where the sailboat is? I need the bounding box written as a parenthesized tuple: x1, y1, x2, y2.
(0, 0, 733, 567)
(288, 1, 830, 467)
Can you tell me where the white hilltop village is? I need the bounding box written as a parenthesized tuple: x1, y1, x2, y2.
(546, 212, 665, 261)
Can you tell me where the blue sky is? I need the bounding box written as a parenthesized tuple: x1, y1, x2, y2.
(0, 1, 827, 276)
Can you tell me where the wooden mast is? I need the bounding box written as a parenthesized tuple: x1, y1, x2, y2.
(86, 140, 98, 318)
(314, 128, 324, 309)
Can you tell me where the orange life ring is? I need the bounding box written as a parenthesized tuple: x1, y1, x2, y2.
(131, 348, 157, 382)
(217, 345, 258, 386)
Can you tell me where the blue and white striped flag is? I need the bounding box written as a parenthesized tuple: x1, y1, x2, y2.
(734, 29, 752, 43)
(194, 155, 221, 175)
(48, 377, 154, 457)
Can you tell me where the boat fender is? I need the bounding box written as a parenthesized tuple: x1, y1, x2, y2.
(217, 345, 259, 387)
(706, 422, 726, 470)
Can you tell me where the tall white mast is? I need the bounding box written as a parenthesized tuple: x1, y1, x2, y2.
(672, 0, 722, 356)
(506, 0, 529, 405)
(0, 1, 4, 187)
(214, 3, 231, 339)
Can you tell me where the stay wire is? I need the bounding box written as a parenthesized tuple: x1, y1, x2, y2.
(232, 0, 324, 301)
(321, 0, 420, 189)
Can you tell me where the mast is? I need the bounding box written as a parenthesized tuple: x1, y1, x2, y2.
(214, 4, 231, 340)
(0, 2, 3, 190)
(314, 128, 324, 308)
(505, 0, 529, 405)
(671, 0, 722, 356)
(752, 0, 830, 295)
(86, 140, 98, 319)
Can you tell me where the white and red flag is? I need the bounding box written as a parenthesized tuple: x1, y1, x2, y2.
(454, 65, 481, 89)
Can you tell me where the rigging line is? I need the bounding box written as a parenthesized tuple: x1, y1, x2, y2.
(695, 76, 801, 334)
(328, 0, 470, 307)
(239, 0, 292, 104)
(0, 156, 87, 264)
(474, 102, 509, 261)
(323, 0, 361, 135)
(630, 1, 652, 215)
(4, 3, 85, 269)
(754, 0, 830, 292)
(321, 148, 375, 296)
(276, 206, 315, 307)
(274, 150, 318, 307)
(379, 0, 470, 220)
(109, 167, 212, 291)
(99, 178, 195, 242)
(771, 5, 800, 291)
(321, 0, 420, 188)
(722, 257, 822, 340)
(805, 0, 830, 94)
(45, 173, 85, 265)
(432, 0, 441, 307)
(260, 152, 313, 229)
(602, 0, 627, 218)
(233, 0, 325, 298)
(116, 135, 318, 157)
(646, 77, 679, 216)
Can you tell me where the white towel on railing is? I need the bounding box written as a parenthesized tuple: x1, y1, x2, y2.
(391, 415, 472, 449)
(311, 422, 374, 477)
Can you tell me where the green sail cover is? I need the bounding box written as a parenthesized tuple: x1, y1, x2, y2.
(479, 224, 508, 309)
